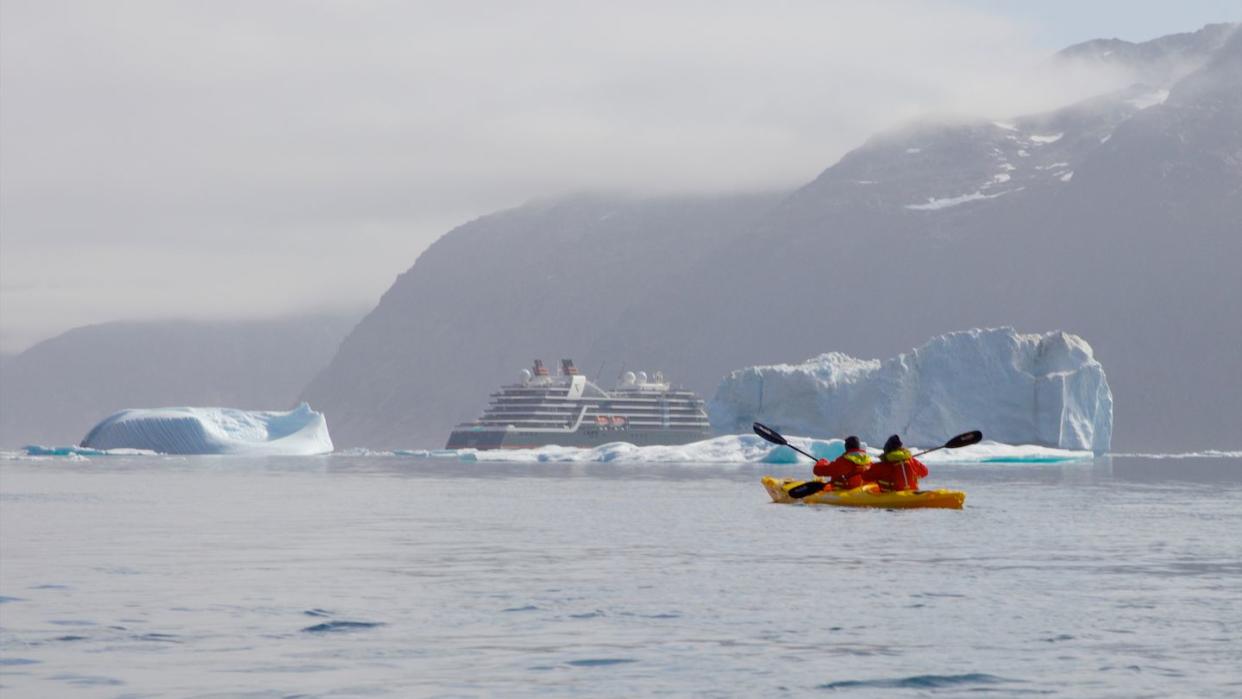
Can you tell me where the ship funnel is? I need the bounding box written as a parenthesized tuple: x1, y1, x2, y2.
(533, 359, 549, 376)
(561, 359, 579, 375)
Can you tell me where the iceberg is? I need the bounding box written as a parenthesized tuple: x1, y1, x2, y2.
(709, 328, 1113, 453)
(79, 403, 333, 455)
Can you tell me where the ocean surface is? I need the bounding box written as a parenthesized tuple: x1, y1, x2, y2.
(2, 453, 1240, 697)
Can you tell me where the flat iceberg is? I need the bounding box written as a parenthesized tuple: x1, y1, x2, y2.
(24, 445, 156, 457)
(79, 403, 333, 455)
(709, 328, 1113, 453)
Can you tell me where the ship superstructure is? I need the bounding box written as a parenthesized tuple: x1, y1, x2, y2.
(445, 359, 711, 449)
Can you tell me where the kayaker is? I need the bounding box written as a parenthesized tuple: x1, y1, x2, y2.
(865, 434, 928, 492)
(812, 435, 872, 490)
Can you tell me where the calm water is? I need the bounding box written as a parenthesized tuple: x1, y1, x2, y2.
(2, 455, 1241, 697)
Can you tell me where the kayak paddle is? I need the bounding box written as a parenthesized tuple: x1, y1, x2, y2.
(752, 422, 819, 461)
(753, 422, 832, 498)
(912, 430, 983, 457)
(752, 422, 983, 499)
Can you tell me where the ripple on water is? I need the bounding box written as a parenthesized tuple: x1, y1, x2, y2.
(817, 673, 1016, 691)
(134, 632, 181, 643)
(566, 658, 638, 667)
(301, 621, 385, 634)
(50, 673, 124, 687)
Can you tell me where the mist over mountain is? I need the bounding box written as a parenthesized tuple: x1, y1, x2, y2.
(302, 23, 1240, 452)
(0, 314, 358, 447)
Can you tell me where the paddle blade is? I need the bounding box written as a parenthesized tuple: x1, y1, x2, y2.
(787, 480, 827, 499)
(752, 422, 788, 446)
(944, 430, 983, 449)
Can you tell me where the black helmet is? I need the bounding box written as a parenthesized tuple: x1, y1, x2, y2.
(844, 435, 861, 451)
(883, 434, 903, 452)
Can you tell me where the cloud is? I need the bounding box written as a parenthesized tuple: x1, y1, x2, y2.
(0, 0, 1142, 351)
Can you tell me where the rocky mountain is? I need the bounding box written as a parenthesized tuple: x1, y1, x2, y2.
(1056, 22, 1237, 85)
(0, 314, 358, 447)
(304, 24, 1241, 451)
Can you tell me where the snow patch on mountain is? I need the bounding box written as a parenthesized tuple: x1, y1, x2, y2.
(1030, 133, 1064, 144)
(904, 189, 1015, 211)
(1127, 88, 1171, 109)
(709, 328, 1113, 453)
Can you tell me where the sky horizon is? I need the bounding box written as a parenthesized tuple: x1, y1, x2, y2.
(2, 1, 1239, 354)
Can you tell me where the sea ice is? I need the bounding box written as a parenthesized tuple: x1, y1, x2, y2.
(396, 436, 1092, 465)
(78, 403, 333, 455)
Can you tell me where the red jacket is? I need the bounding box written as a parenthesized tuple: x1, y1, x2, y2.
(813, 449, 873, 489)
(863, 450, 928, 491)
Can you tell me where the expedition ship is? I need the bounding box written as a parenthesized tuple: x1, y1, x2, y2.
(445, 359, 712, 449)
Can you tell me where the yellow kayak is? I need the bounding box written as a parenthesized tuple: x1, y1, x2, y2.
(762, 476, 966, 509)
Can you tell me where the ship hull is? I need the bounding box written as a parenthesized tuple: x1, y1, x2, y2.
(445, 426, 711, 450)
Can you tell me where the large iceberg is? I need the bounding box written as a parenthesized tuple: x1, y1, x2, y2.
(709, 328, 1113, 453)
(79, 403, 333, 455)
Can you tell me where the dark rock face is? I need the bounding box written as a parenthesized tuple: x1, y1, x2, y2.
(305, 24, 1241, 451)
(0, 315, 357, 448)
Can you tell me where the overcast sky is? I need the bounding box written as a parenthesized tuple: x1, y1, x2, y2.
(2, 0, 1238, 353)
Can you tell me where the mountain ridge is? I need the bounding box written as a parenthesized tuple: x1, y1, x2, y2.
(302, 23, 1240, 451)
(0, 314, 360, 447)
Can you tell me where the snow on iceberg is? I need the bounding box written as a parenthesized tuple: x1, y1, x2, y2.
(709, 328, 1113, 453)
(79, 403, 333, 455)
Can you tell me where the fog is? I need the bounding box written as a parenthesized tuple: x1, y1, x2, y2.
(1, 1, 1234, 352)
